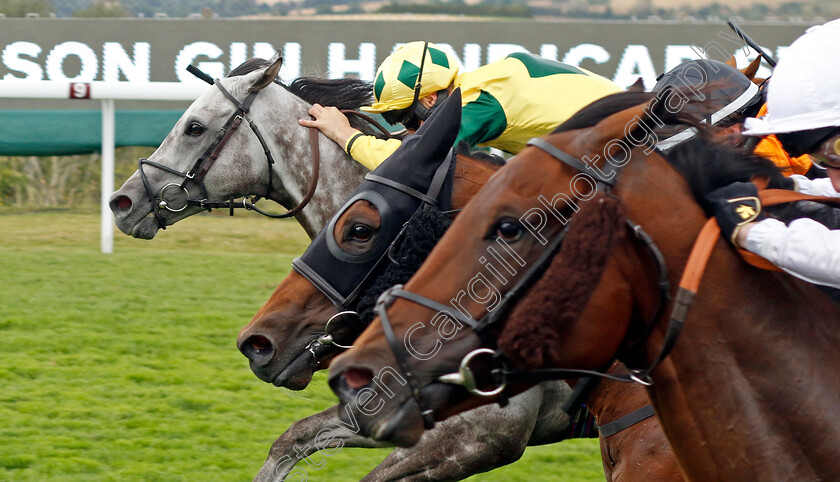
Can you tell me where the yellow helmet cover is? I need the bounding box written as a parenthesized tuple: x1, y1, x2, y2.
(363, 41, 459, 113)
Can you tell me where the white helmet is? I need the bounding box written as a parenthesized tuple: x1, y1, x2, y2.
(744, 19, 840, 137)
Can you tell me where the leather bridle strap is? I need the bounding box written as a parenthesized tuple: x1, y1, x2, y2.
(139, 79, 323, 228)
(183, 80, 257, 187)
(375, 286, 440, 430)
(528, 138, 616, 186)
(598, 405, 656, 438)
(275, 122, 320, 218)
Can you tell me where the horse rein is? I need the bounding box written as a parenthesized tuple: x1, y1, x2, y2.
(138, 77, 321, 231)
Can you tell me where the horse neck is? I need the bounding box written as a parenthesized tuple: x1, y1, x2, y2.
(263, 98, 369, 239)
(450, 155, 501, 210)
(583, 366, 651, 428)
(616, 153, 840, 480)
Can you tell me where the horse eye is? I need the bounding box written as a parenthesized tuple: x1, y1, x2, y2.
(494, 219, 525, 242)
(350, 224, 373, 242)
(185, 122, 205, 137)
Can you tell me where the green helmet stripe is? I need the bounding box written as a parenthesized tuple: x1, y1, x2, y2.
(397, 60, 420, 88)
(374, 71, 386, 100)
(428, 47, 449, 68)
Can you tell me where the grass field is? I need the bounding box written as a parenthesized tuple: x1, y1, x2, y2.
(0, 209, 604, 481)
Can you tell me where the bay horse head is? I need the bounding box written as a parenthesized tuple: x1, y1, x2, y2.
(109, 52, 373, 240)
(326, 87, 838, 467)
(319, 90, 679, 445)
(236, 90, 502, 391)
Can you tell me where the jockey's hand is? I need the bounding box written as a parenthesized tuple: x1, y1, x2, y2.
(299, 104, 361, 150)
(704, 182, 766, 246)
(767, 174, 795, 191)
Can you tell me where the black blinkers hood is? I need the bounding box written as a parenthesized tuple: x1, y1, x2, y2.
(292, 89, 463, 308)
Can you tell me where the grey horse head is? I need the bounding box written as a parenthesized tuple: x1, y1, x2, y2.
(109, 52, 370, 240)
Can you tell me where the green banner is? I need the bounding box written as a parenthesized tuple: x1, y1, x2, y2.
(0, 110, 182, 156)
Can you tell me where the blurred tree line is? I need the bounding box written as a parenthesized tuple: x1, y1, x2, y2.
(0, 148, 153, 208)
(1, 0, 836, 19)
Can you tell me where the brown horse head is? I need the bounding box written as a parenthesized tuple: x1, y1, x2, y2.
(326, 88, 802, 451)
(325, 90, 694, 445)
(236, 158, 497, 389)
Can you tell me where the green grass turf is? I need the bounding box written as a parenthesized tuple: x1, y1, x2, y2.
(0, 210, 604, 481)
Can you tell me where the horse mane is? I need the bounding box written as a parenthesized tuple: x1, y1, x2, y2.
(664, 138, 784, 215)
(552, 91, 662, 134)
(355, 204, 453, 325)
(552, 90, 787, 213)
(227, 58, 385, 138)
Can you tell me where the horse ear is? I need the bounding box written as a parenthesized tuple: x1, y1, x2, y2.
(249, 51, 283, 93)
(741, 56, 761, 81)
(725, 55, 737, 67)
(628, 77, 645, 92)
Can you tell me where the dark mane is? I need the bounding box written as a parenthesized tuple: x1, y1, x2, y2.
(287, 77, 373, 111)
(227, 58, 383, 137)
(552, 91, 660, 134)
(664, 137, 784, 214)
(551, 90, 786, 212)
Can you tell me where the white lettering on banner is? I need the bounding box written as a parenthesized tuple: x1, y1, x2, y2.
(175, 41, 224, 83)
(539, 44, 559, 61)
(46, 41, 98, 82)
(562, 43, 610, 68)
(328, 42, 376, 80)
(664, 45, 703, 73)
(486, 43, 530, 63)
(2, 41, 43, 80)
(613, 44, 658, 89)
(0, 39, 791, 87)
(229, 42, 248, 73)
(102, 42, 150, 82)
(432, 43, 481, 72)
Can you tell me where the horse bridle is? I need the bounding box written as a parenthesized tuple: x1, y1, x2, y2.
(137, 77, 321, 231)
(372, 137, 681, 430)
(294, 146, 456, 367)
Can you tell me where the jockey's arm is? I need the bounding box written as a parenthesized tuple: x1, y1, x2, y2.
(712, 173, 840, 288)
(734, 175, 840, 288)
(739, 218, 840, 289)
(299, 103, 400, 171)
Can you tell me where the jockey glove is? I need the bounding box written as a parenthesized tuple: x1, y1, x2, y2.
(767, 174, 795, 191)
(704, 182, 766, 245)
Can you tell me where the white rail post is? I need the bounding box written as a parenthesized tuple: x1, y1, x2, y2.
(100, 99, 115, 254)
(0, 80, 205, 253)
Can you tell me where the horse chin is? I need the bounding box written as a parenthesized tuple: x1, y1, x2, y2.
(129, 215, 161, 240)
(368, 398, 425, 447)
(352, 383, 461, 448)
(271, 350, 318, 390)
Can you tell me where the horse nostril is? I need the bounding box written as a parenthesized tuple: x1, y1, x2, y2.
(344, 367, 375, 390)
(112, 195, 132, 213)
(249, 335, 271, 352)
(239, 334, 275, 366)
